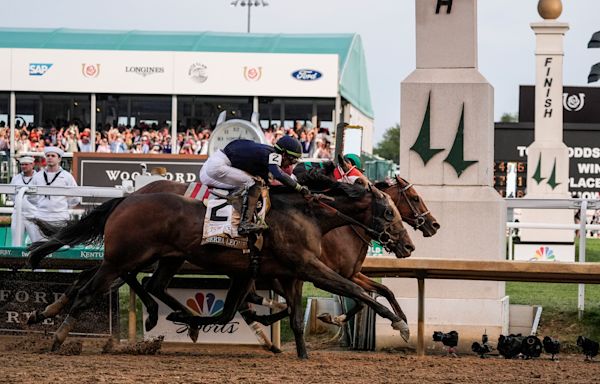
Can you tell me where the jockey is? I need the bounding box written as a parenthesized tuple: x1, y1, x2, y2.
(199, 136, 309, 235)
(333, 153, 365, 184)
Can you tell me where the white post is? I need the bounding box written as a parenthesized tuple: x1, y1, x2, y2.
(9, 91, 16, 177)
(12, 187, 28, 246)
(171, 95, 178, 154)
(578, 200, 588, 319)
(90, 93, 97, 150)
(253, 96, 259, 114)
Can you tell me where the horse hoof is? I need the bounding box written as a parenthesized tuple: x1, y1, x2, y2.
(188, 327, 199, 343)
(51, 339, 62, 352)
(145, 315, 158, 332)
(392, 320, 410, 342)
(166, 311, 189, 323)
(27, 311, 42, 325)
(317, 313, 335, 325)
(269, 345, 282, 354)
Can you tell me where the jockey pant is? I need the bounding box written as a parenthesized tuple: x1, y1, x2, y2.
(199, 150, 255, 190)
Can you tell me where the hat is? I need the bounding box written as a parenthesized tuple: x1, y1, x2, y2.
(44, 146, 64, 157)
(18, 156, 34, 164)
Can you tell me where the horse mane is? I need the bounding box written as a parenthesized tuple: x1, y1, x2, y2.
(374, 181, 391, 189)
(273, 170, 366, 199)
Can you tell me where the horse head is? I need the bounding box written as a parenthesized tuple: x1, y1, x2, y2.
(376, 176, 440, 237)
(303, 175, 414, 259)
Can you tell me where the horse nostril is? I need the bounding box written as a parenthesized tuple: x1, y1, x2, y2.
(405, 244, 415, 253)
(432, 222, 441, 230)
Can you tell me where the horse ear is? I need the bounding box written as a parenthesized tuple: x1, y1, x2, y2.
(337, 153, 351, 172)
(355, 177, 368, 187)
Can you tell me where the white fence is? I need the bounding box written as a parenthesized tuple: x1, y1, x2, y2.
(505, 198, 600, 318)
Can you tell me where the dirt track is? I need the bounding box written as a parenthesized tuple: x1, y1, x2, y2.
(2, 337, 600, 384)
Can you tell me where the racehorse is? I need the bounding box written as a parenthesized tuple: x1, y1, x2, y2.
(28, 176, 414, 358)
(29, 172, 438, 353)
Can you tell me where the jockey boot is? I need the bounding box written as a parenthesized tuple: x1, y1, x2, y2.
(238, 184, 268, 236)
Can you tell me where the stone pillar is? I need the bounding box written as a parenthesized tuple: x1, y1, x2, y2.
(377, 0, 508, 351)
(517, 1, 573, 261)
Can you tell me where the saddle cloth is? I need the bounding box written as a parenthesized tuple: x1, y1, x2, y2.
(185, 182, 269, 250)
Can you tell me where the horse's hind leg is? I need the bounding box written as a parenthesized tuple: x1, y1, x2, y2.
(28, 266, 100, 325)
(239, 302, 282, 354)
(52, 263, 120, 351)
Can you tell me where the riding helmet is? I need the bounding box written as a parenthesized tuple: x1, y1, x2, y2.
(274, 136, 302, 158)
(344, 153, 363, 171)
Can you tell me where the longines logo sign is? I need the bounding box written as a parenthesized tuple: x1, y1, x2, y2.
(125, 66, 165, 77)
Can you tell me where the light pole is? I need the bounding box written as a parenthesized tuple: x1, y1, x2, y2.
(231, 0, 269, 33)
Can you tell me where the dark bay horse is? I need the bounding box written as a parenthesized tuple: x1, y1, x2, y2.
(29, 175, 438, 352)
(28, 178, 414, 358)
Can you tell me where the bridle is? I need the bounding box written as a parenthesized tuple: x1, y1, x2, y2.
(310, 186, 402, 252)
(395, 175, 429, 230)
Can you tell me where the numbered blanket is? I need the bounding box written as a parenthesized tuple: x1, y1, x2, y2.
(185, 182, 268, 250)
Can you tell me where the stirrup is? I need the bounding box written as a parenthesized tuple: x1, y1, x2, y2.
(238, 222, 267, 236)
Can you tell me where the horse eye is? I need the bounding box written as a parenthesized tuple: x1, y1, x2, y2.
(412, 196, 419, 202)
(384, 209, 395, 221)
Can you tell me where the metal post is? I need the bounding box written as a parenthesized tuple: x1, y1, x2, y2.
(334, 95, 343, 158)
(272, 293, 281, 350)
(128, 285, 137, 342)
(171, 95, 178, 155)
(417, 277, 425, 357)
(247, 4, 251, 33)
(578, 200, 588, 319)
(9, 92, 16, 178)
(90, 93, 97, 150)
(253, 96, 259, 114)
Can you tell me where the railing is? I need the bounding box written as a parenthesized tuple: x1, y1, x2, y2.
(0, 184, 129, 246)
(505, 198, 600, 318)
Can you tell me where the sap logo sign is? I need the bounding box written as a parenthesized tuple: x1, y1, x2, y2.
(29, 63, 53, 76)
(292, 69, 322, 81)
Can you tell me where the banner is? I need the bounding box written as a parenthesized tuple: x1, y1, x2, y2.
(0, 271, 118, 336)
(142, 277, 272, 344)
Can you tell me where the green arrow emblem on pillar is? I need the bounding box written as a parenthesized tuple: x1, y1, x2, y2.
(444, 104, 477, 177)
(532, 154, 545, 184)
(410, 92, 444, 165)
(547, 158, 561, 190)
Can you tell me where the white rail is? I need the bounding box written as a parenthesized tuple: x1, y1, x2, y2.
(4, 185, 128, 246)
(505, 198, 600, 318)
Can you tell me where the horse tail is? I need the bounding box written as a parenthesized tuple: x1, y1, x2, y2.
(27, 197, 126, 269)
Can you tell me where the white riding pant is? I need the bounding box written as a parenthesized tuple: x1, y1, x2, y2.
(199, 150, 255, 190)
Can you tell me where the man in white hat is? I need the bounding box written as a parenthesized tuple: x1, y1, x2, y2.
(28, 147, 81, 240)
(9, 156, 40, 244)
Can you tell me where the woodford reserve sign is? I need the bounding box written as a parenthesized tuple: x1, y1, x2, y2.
(0, 271, 118, 336)
(72, 153, 206, 188)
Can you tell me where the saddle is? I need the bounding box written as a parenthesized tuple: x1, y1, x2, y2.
(184, 181, 269, 250)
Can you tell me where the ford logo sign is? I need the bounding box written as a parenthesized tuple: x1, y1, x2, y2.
(292, 69, 322, 81)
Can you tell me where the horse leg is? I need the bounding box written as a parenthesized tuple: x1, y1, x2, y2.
(52, 263, 120, 351)
(246, 289, 287, 311)
(299, 259, 410, 342)
(168, 276, 254, 327)
(280, 279, 307, 359)
(239, 302, 282, 354)
(318, 298, 364, 327)
(121, 273, 160, 333)
(143, 259, 202, 341)
(352, 272, 408, 323)
(27, 266, 100, 325)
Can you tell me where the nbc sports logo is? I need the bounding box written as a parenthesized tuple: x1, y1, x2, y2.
(529, 246, 555, 261)
(186, 292, 224, 316)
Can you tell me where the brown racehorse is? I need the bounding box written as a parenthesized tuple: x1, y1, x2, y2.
(28, 177, 414, 358)
(29, 174, 438, 352)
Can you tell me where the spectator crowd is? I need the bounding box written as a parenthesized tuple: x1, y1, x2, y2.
(0, 118, 333, 159)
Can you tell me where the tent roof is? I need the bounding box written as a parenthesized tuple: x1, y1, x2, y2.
(0, 28, 373, 118)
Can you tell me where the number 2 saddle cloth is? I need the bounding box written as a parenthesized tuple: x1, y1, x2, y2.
(184, 182, 269, 250)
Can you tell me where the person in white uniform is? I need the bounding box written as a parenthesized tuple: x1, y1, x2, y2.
(9, 156, 40, 244)
(28, 147, 81, 240)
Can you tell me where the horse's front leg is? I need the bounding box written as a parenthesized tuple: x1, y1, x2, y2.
(352, 272, 408, 323)
(280, 278, 307, 359)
